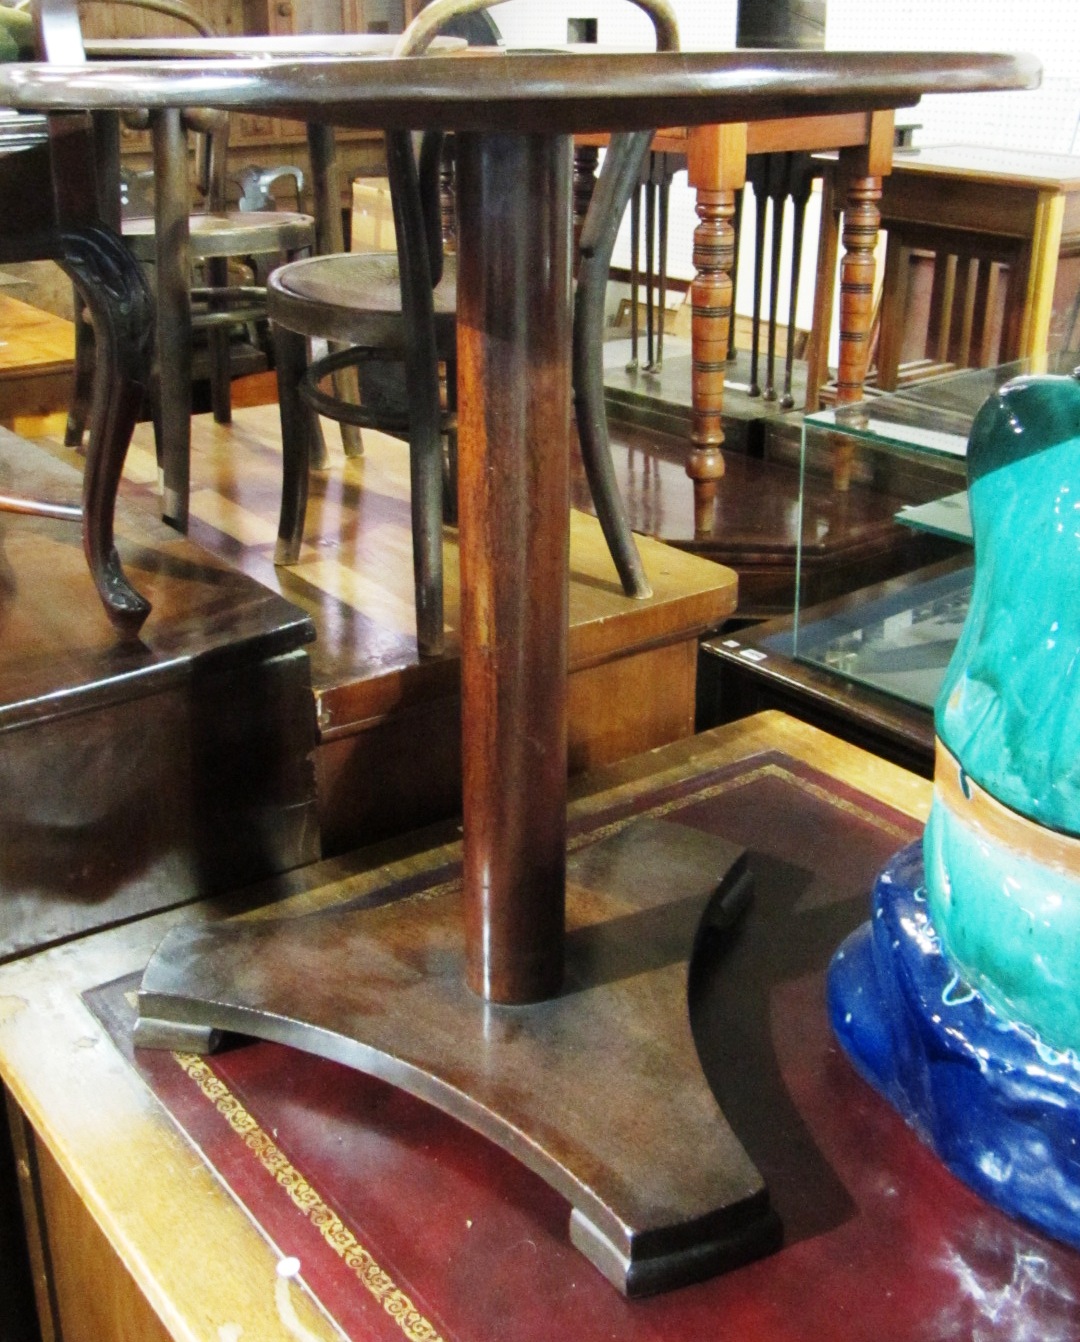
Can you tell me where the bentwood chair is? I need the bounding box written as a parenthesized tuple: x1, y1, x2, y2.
(270, 0, 676, 659)
(62, 0, 316, 475)
(0, 0, 154, 634)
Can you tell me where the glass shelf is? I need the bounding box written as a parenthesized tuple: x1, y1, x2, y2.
(792, 354, 1079, 713)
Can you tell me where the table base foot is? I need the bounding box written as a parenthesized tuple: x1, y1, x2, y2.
(136, 817, 779, 1296)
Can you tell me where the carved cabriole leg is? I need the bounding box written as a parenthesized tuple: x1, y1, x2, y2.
(58, 224, 154, 635)
(456, 131, 571, 1004)
(686, 123, 746, 539)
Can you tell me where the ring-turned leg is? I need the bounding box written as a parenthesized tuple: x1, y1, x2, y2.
(58, 223, 154, 634)
(686, 124, 747, 539)
(832, 112, 894, 487)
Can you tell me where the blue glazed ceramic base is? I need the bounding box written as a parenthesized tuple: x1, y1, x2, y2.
(829, 841, 1080, 1249)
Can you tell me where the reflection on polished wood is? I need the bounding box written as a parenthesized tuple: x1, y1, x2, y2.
(0, 292, 74, 428)
(568, 418, 958, 618)
(88, 404, 737, 849)
(0, 427, 319, 962)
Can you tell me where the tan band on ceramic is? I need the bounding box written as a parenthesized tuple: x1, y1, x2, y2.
(935, 738, 1080, 874)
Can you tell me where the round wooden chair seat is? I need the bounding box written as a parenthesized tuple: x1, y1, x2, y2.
(268, 250, 457, 351)
(123, 209, 315, 261)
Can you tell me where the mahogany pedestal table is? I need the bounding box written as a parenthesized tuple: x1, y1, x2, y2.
(0, 45, 1037, 1296)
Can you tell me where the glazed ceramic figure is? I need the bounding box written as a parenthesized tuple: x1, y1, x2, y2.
(926, 372, 1080, 1054)
(829, 371, 1080, 1250)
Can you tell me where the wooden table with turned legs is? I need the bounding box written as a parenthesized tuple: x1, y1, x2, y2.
(578, 107, 897, 533)
(0, 40, 1037, 1295)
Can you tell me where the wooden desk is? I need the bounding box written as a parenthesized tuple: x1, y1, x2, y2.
(0, 41, 1036, 1294)
(0, 712, 942, 1342)
(812, 144, 1080, 401)
(582, 110, 898, 532)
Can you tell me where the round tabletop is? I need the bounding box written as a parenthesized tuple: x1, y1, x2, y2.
(83, 33, 467, 59)
(0, 49, 1040, 135)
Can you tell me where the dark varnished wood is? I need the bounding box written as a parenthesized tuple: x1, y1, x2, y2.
(0, 430, 319, 962)
(52, 31, 1030, 1293)
(137, 817, 777, 1295)
(456, 132, 573, 1004)
(0, 50, 1039, 134)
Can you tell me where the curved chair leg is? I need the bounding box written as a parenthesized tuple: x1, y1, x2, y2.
(64, 294, 95, 448)
(57, 223, 154, 636)
(206, 254, 233, 425)
(573, 131, 653, 599)
(330, 350, 363, 459)
(442, 355, 458, 526)
(387, 129, 444, 658)
(274, 323, 315, 565)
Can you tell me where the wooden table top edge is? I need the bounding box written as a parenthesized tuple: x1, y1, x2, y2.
(0, 50, 1040, 133)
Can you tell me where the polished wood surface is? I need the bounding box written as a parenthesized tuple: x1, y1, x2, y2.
(100, 404, 736, 850)
(872, 145, 1080, 387)
(0, 428, 319, 962)
(566, 416, 958, 617)
(0, 713, 933, 1339)
(457, 133, 572, 1002)
(0, 292, 74, 427)
(106, 404, 736, 722)
(0, 50, 1038, 133)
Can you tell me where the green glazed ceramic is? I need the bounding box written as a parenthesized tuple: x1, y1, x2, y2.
(928, 372, 1080, 1053)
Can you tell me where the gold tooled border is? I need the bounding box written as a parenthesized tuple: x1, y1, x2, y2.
(172, 1052, 444, 1342)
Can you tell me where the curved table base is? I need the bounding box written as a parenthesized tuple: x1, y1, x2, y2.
(136, 817, 781, 1296)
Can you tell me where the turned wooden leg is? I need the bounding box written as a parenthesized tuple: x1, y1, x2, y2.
(58, 224, 154, 634)
(833, 173, 882, 489)
(456, 131, 572, 1005)
(832, 112, 894, 487)
(835, 174, 882, 406)
(686, 124, 746, 539)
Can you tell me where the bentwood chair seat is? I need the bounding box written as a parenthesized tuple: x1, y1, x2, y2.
(269, 0, 677, 661)
(123, 210, 316, 265)
(64, 0, 316, 482)
(269, 251, 458, 352)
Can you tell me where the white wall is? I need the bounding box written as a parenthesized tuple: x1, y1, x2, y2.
(488, 0, 736, 50)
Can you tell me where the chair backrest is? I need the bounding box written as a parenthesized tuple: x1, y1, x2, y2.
(50, 0, 230, 211)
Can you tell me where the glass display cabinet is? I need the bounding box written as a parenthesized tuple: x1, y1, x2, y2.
(700, 352, 1080, 772)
